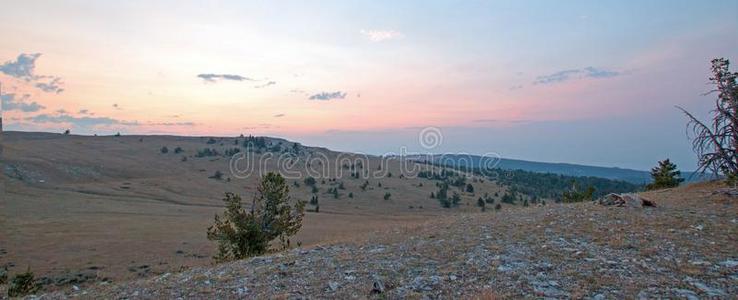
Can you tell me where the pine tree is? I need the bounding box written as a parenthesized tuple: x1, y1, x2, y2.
(646, 159, 684, 190)
(206, 173, 305, 262)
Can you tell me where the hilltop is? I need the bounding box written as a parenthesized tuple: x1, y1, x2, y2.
(14, 181, 737, 299)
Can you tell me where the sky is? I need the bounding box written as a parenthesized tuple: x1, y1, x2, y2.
(1, 0, 737, 170)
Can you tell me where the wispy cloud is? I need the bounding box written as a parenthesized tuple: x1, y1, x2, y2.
(273, 113, 285, 118)
(34, 76, 64, 93)
(0, 53, 65, 93)
(533, 67, 621, 85)
(147, 122, 196, 126)
(197, 73, 255, 83)
(255, 81, 276, 88)
(26, 113, 139, 127)
(1, 93, 45, 112)
(360, 29, 404, 42)
(308, 91, 347, 101)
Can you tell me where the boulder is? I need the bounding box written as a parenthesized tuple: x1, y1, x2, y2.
(597, 193, 654, 208)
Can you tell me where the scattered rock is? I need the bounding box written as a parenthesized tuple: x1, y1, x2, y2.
(327, 281, 339, 292)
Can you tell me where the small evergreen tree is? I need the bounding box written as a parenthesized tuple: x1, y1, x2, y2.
(466, 183, 474, 193)
(645, 159, 684, 190)
(7, 268, 39, 297)
(207, 173, 305, 262)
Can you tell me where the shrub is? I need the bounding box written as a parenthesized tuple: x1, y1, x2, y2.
(451, 192, 461, 206)
(174, 146, 184, 154)
(160, 146, 169, 154)
(0, 267, 6, 284)
(63, 129, 70, 135)
(207, 173, 305, 262)
(206, 137, 217, 144)
(338, 182, 345, 190)
(210, 171, 224, 180)
(181, 156, 188, 162)
(348, 192, 353, 198)
(311, 186, 319, 193)
(304, 177, 316, 186)
(8, 268, 39, 297)
(196, 148, 219, 158)
(477, 197, 486, 211)
(383, 192, 391, 200)
(466, 183, 475, 193)
(495, 203, 502, 210)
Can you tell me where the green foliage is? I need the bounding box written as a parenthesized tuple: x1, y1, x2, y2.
(477, 197, 485, 210)
(645, 159, 684, 190)
(501, 191, 517, 204)
(338, 182, 345, 190)
(304, 177, 316, 186)
(309, 194, 319, 205)
(348, 192, 353, 198)
(451, 192, 461, 206)
(360, 180, 369, 191)
(311, 185, 319, 193)
(383, 192, 391, 200)
(174, 146, 184, 154)
(196, 148, 220, 158)
(0, 267, 6, 284)
(466, 183, 474, 193)
(561, 181, 596, 203)
(420, 162, 638, 199)
(206, 137, 218, 144)
(207, 173, 305, 262)
(242, 135, 267, 150)
(224, 147, 241, 156)
(8, 268, 39, 297)
(160, 146, 169, 154)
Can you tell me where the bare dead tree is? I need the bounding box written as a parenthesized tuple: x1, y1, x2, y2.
(677, 58, 737, 182)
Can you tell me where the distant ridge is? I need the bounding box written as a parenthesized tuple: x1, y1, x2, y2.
(407, 154, 708, 184)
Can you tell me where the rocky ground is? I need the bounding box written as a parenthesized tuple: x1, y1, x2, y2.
(5, 182, 737, 299)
